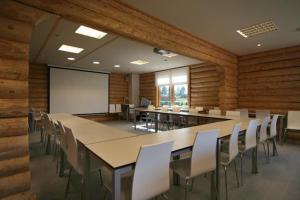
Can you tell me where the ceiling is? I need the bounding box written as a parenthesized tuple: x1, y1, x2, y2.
(122, 0, 300, 55)
(30, 15, 201, 73)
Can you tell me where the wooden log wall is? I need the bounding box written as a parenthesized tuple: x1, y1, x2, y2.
(109, 73, 128, 104)
(139, 72, 156, 106)
(0, 1, 46, 199)
(238, 45, 300, 114)
(29, 64, 48, 112)
(190, 63, 222, 108)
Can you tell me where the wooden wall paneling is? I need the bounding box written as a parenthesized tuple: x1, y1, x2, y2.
(238, 45, 300, 114)
(109, 73, 129, 104)
(139, 72, 156, 106)
(29, 64, 48, 112)
(190, 63, 222, 108)
(0, 1, 45, 198)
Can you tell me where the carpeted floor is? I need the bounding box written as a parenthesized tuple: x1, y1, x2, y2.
(29, 120, 300, 200)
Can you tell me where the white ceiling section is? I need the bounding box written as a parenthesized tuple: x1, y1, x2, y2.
(30, 15, 201, 74)
(122, 0, 300, 55)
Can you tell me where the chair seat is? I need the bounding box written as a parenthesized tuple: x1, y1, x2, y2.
(170, 158, 191, 180)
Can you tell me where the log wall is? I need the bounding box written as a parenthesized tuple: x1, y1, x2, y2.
(238, 45, 300, 114)
(109, 73, 128, 104)
(0, 1, 46, 199)
(139, 72, 156, 106)
(190, 63, 222, 108)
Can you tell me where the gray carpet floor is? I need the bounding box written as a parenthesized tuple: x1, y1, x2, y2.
(29, 120, 300, 200)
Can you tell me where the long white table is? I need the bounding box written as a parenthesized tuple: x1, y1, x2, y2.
(50, 113, 260, 200)
(134, 107, 234, 132)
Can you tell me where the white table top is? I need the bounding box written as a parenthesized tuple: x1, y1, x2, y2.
(49, 113, 137, 145)
(135, 107, 232, 120)
(87, 118, 259, 168)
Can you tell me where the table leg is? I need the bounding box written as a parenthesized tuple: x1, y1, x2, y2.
(251, 147, 258, 174)
(59, 149, 65, 177)
(278, 116, 284, 145)
(83, 148, 91, 200)
(216, 138, 220, 200)
(112, 166, 132, 200)
(46, 134, 51, 154)
(134, 110, 137, 130)
(155, 113, 158, 133)
(173, 155, 180, 185)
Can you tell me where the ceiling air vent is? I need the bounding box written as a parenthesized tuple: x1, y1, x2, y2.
(237, 21, 278, 38)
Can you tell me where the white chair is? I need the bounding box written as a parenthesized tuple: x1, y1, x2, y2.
(209, 109, 221, 115)
(256, 110, 270, 119)
(172, 105, 181, 113)
(64, 126, 102, 198)
(238, 120, 258, 185)
(220, 123, 242, 200)
(268, 115, 279, 157)
(284, 111, 300, 141)
(257, 117, 271, 163)
(115, 104, 122, 113)
(109, 104, 116, 113)
(161, 105, 168, 112)
(102, 141, 174, 200)
(238, 109, 249, 118)
(148, 105, 155, 111)
(195, 106, 204, 111)
(226, 111, 241, 118)
(214, 107, 220, 110)
(189, 108, 198, 114)
(171, 130, 219, 200)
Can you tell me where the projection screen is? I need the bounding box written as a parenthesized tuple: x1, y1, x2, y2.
(49, 67, 109, 114)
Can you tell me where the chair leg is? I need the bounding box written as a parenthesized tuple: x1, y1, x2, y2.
(161, 194, 168, 199)
(185, 179, 189, 200)
(272, 138, 278, 156)
(65, 167, 73, 198)
(99, 169, 103, 185)
(223, 166, 228, 200)
(190, 178, 194, 191)
(267, 141, 270, 162)
(233, 159, 240, 187)
(262, 142, 269, 163)
(210, 171, 216, 200)
(240, 153, 244, 186)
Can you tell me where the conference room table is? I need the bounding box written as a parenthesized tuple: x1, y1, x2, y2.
(50, 113, 261, 200)
(134, 107, 233, 132)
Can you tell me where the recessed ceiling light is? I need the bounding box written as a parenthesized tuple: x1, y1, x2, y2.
(237, 21, 278, 38)
(257, 43, 262, 47)
(130, 60, 149, 65)
(93, 61, 100, 64)
(75, 25, 107, 39)
(114, 65, 120, 68)
(58, 44, 84, 54)
(67, 57, 75, 61)
(162, 52, 178, 58)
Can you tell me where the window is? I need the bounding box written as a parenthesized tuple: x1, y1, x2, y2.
(156, 67, 189, 107)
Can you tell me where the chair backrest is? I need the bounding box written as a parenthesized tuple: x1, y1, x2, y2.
(228, 123, 242, 162)
(195, 106, 204, 111)
(256, 110, 270, 119)
(57, 121, 67, 152)
(190, 130, 219, 177)
(238, 109, 249, 118)
(214, 107, 220, 110)
(109, 104, 116, 113)
(44, 114, 54, 135)
(259, 117, 270, 143)
(209, 109, 221, 115)
(245, 120, 258, 150)
(270, 115, 279, 137)
(64, 126, 79, 170)
(148, 105, 155, 111)
(161, 105, 168, 112)
(287, 111, 300, 130)
(131, 141, 173, 200)
(226, 111, 241, 117)
(189, 108, 198, 114)
(172, 106, 181, 112)
(115, 104, 122, 112)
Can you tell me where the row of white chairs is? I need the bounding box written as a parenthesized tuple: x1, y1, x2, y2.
(109, 104, 122, 113)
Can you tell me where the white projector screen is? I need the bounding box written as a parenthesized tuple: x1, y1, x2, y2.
(50, 67, 109, 114)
